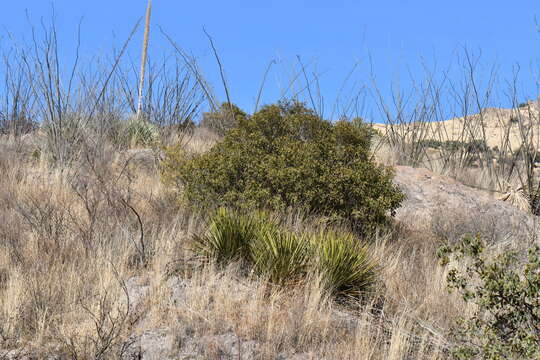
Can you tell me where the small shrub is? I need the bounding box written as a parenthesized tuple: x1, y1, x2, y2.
(311, 230, 377, 297)
(192, 209, 378, 298)
(465, 139, 489, 153)
(350, 116, 380, 138)
(438, 235, 540, 359)
(419, 139, 489, 154)
(419, 139, 444, 149)
(199, 102, 247, 136)
(164, 101, 404, 234)
(192, 208, 262, 264)
(250, 225, 311, 285)
(124, 116, 159, 147)
(41, 114, 87, 165)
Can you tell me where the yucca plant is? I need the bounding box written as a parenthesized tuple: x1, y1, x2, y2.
(192, 208, 261, 264)
(250, 225, 311, 286)
(312, 230, 377, 297)
(125, 116, 159, 147)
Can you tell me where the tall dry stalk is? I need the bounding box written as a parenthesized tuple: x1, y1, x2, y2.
(137, 0, 152, 118)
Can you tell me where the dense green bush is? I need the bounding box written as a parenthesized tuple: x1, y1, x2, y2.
(438, 236, 540, 359)
(162, 101, 404, 233)
(192, 208, 378, 297)
(199, 102, 248, 136)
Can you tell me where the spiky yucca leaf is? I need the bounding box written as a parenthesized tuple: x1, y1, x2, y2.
(192, 208, 261, 264)
(125, 117, 158, 147)
(250, 225, 311, 285)
(312, 230, 377, 297)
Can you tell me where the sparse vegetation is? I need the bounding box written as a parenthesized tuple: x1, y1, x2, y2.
(199, 102, 248, 135)
(419, 139, 489, 153)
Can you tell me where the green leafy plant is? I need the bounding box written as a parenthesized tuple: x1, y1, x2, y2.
(124, 116, 159, 147)
(191, 209, 378, 297)
(163, 101, 404, 234)
(350, 116, 381, 139)
(192, 208, 262, 264)
(438, 235, 540, 359)
(312, 230, 377, 297)
(250, 225, 311, 285)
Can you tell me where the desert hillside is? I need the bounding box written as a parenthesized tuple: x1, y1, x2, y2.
(1, 122, 539, 359)
(373, 98, 540, 152)
(1, 2, 539, 358)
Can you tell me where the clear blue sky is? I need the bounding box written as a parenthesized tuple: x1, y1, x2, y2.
(2, 1, 540, 121)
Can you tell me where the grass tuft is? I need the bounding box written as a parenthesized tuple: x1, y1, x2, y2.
(312, 230, 377, 297)
(192, 209, 378, 298)
(250, 224, 311, 285)
(192, 208, 261, 264)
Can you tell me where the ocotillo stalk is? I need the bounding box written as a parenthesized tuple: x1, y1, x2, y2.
(137, 0, 152, 118)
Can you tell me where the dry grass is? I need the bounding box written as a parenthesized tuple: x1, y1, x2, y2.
(0, 131, 476, 359)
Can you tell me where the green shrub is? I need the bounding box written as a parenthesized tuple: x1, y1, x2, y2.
(438, 235, 540, 359)
(192, 208, 262, 264)
(192, 209, 378, 297)
(250, 225, 311, 285)
(200, 102, 247, 136)
(312, 230, 377, 297)
(350, 116, 382, 140)
(163, 101, 404, 234)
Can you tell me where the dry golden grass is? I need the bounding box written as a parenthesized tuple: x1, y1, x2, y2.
(0, 131, 488, 359)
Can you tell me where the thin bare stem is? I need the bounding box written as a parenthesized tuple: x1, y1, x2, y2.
(137, 0, 152, 117)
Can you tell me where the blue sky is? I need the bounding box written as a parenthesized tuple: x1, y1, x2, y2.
(2, 1, 540, 120)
